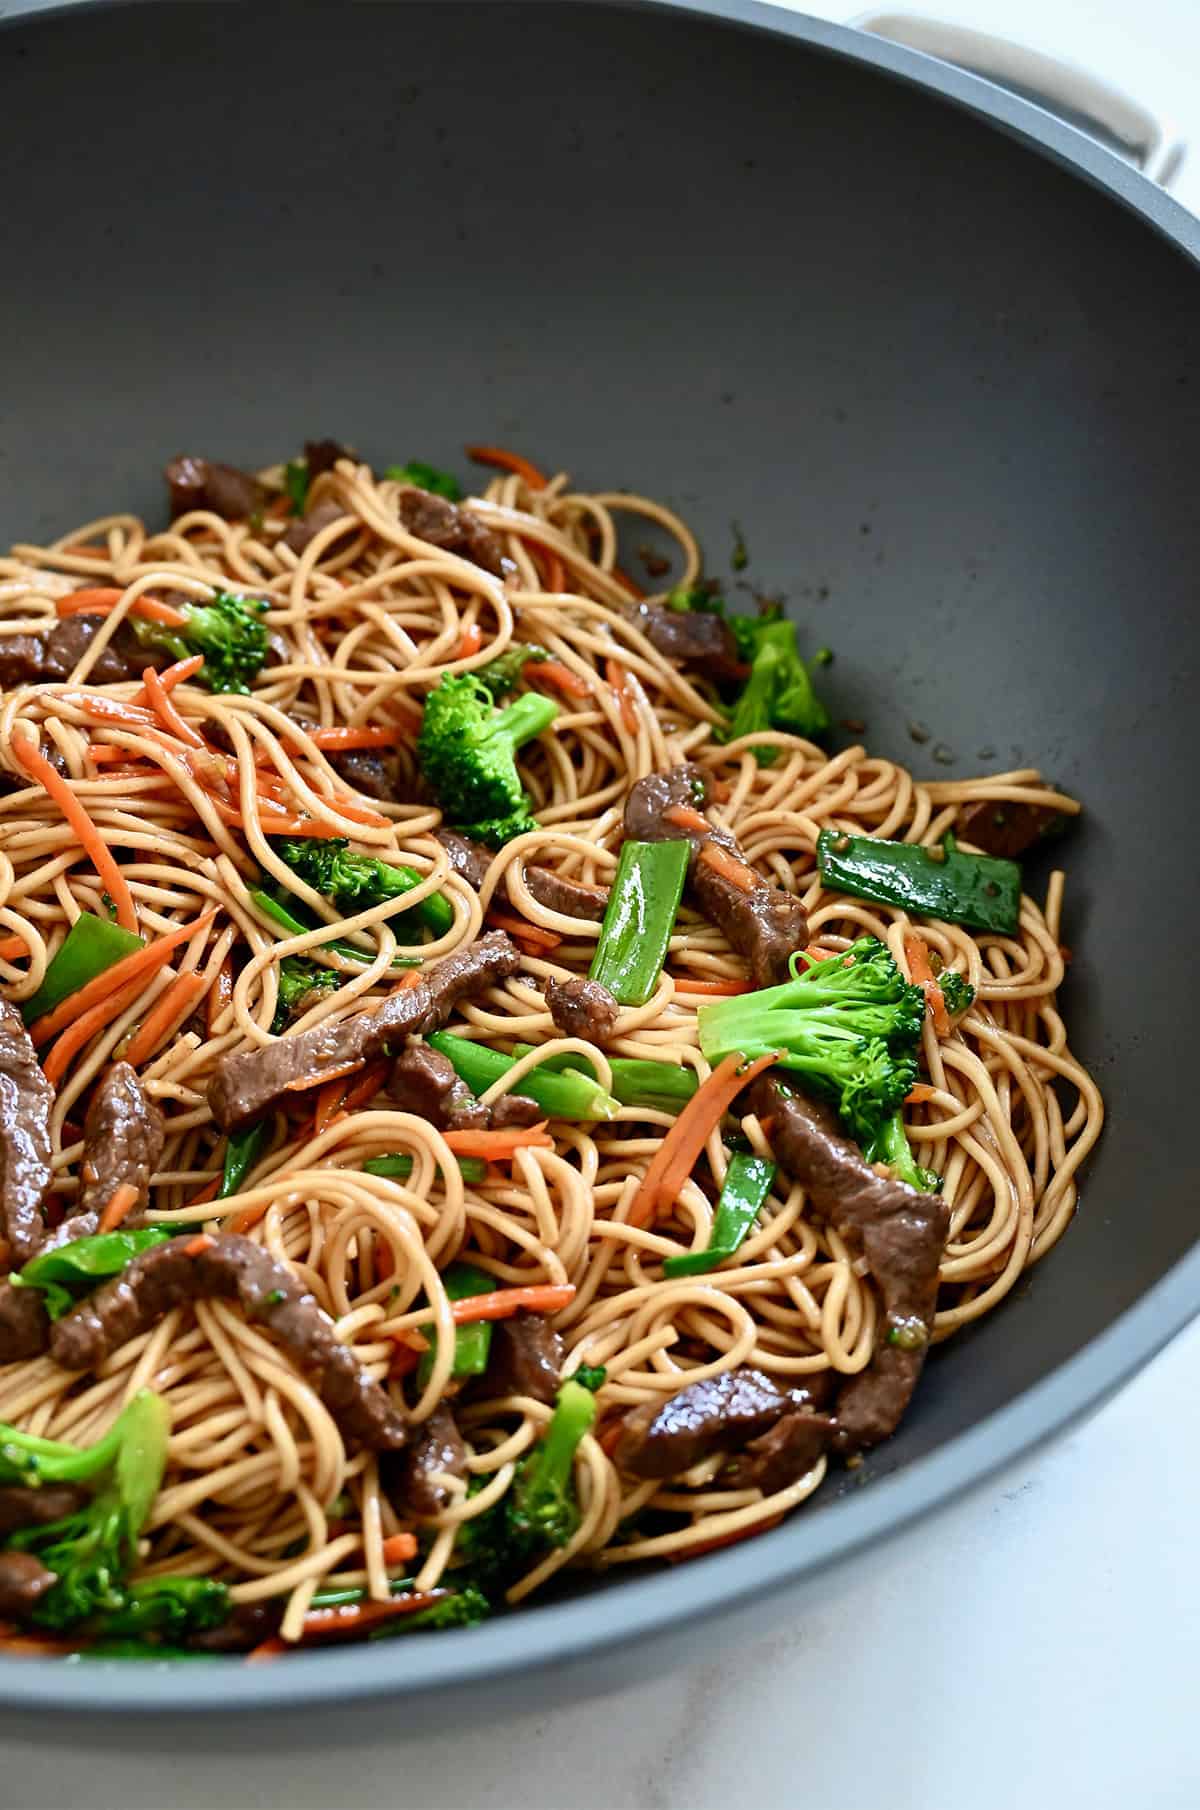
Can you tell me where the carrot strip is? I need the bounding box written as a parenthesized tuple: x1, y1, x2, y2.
(485, 910, 563, 951)
(337, 1058, 391, 1116)
(387, 1338, 419, 1377)
(458, 623, 483, 659)
(308, 726, 397, 752)
(201, 792, 348, 838)
(155, 654, 206, 693)
(612, 564, 645, 601)
(325, 797, 393, 829)
(56, 590, 188, 627)
(41, 969, 158, 1088)
(442, 1123, 555, 1158)
(905, 1083, 935, 1105)
(299, 1593, 443, 1639)
(245, 1638, 287, 1664)
(464, 444, 548, 490)
(30, 911, 215, 1047)
(904, 932, 950, 1037)
(289, 1058, 362, 1098)
(11, 733, 138, 933)
(122, 969, 207, 1067)
(628, 1050, 780, 1228)
(663, 804, 710, 836)
(670, 976, 752, 996)
(381, 1532, 418, 1566)
(668, 1514, 785, 1562)
(208, 956, 235, 1037)
(0, 935, 29, 962)
(187, 1176, 222, 1208)
(54, 587, 124, 613)
(541, 552, 566, 592)
(97, 1182, 140, 1234)
(85, 744, 145, 767)
(526, 659, 592, 701)
(698, 841, 759, 894)
(58, 692, 159, 729)
(450, 1282, 575, 1324)
(142, 664, 206, 750)
(183, 1234, 215, 1256)
(605, 659, 639, 734)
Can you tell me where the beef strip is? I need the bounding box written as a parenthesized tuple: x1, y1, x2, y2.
(390, 1403, 469, 1516)
(488, 1094, 544, 1129)
(524, 867, 610, 922)
(748, 1077, 949, 1451)
(0, 1551, 58, 1619)
(396, 487, 508, 579)
(957, 798, 1070, 859)
(632, 602, 744, 682)
(612, 1366, 791, 1479)
(485, 1310, 562, 1406)
(304, 438, 352, 479)
(721, 1410, 835, 1492)
(0, 614, 169, 690)
(76, 1062, 164, 1221)
(48, 1233, 408, 1451)
(207, 931, 520, 1131)
(434, 829, 493, 892)
(186, 1601, 281, 1653)
(165, 455, 268, 521)
(389, 1041, 539, 1131)
(0, 1280, 53, 1364)
(623, 765, 807, 986)
(0, 1000, 55, 1267)
(544, 975, 619, 1044)
(281, 498, 354, 557)
(0, 1483, 90, 1538)
(329, 748, 409, 803)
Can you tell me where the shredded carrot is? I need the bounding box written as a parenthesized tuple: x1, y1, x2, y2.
(187, 1176, 222, 1208)
(142, 664, 206, 750)
(325, 796, 393, 829)
(55, 589, 188, 627)
(597, 1418, 625, 1458)
(155, 654, 206, 693)
(30, 911, 215, 1047)
(707, 780, 732, 803)
(0, 935, 29, 962)
(122, 968, 208, 1067)
(395, 969, 426, 993)
(11, 732, 138, 933)
(57, 691, 159, 730)
(387, 1339, 420, 1377)
(541, 551, 566, 592)
(698, 842, 759, 893)
(668, 1513, 785, 1562)
(457, 622, 483, 659)
(59, 543, 104, 558)
(485, 910, 563, 951)
(244, 1637, 287, 1664)
(526, 659, 592, 701)
(670, 976, 752, 996)
(442, 1123, 555, 1159)
(208, 956, 235, 1036)
(85, 743, 143, 767)
(97, 1181, 140, 1234)
(904, 932, 950, 1037)
(628, 1050, 781, 1228)
(41, 969, 160, 1088)
(802, 944, 841, 965)
(905, 1083, 935, 1105)
(201, 791, 349, 839)
(663, 804, 710, 836)
(464, 444, 548, 490)
(381, 1532, 419, 1566)
(183, 1234, 215, 1256)
(289, 1058, 361, 1099)
(450, 1282, 575, 1324)
(338, 1058, 391, 1115)
(299, 1593, 443, 1639)
(605, 659, 639, 733)
(308, 725, 396, 752)
(612, 563, 645, 601)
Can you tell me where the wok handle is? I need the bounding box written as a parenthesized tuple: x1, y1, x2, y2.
(851, 12, 1186, 187)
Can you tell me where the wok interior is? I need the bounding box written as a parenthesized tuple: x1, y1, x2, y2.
(2, 0, 1198, 1590)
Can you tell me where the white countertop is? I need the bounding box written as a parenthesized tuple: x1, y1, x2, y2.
(3, 2, 1198, 1805)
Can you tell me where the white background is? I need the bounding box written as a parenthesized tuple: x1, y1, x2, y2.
(3, 2, 1199, 1805)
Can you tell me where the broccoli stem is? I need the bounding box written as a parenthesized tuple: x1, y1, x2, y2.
(494, 690, 559, 749)
(508, 1380, 596, 1543)
(589, 839, 690, 1006)
(864, 1112, 940, 1193)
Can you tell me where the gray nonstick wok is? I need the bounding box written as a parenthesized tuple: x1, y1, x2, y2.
(1, 0, 1198, 1732)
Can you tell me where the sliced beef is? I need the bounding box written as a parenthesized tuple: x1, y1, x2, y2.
(435, 829, 493, 892)
(390, 1042, 489, 1133)
(396, 487, 508, 579)
(623, 765, 807, 986)
(0, 614, 169, 690)
(165, 455, 268, 521)
(0, 1280, 52, 1364)
(186, 1601, 281, 1653)
(632, 602, 744, 682)
(330, 749, 408, 804)
(77, 1062, 164, 1221)
(0, 1000, 54, 1267)
(957, 798, 1070, 859)
(544, 975, 619, 1044)
(208, 931, 520, 1131)
(304, 438, 352, 479)
(748, 1077, 949, 1452)
(390, 1403, 468, 1516)
(281, 498, 354, 557)
(486, 1310, 562, 1406)
(0, 1483, 90, 1538)
(48, 1233, 409, 1451)
(612, 1366, 790, 1479)
(0, 1551, 58, 1618)
(488, 1094, 543, 1129)
(524, 867, 610, 922)
(722, 1410, 834, 1491)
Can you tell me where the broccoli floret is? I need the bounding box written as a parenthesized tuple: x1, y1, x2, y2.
(572, 1364, 607, 1391)
(384, 461, 463, 501)
(417, 673, 559, 848)
(666, 590, 828, 761)
(454, 1380, 596, 1594)
(863, 1111, 941, 1193)
(270, 954, 339, 1033)
(937, 969, 975, 1018)
(697, 936, 926, 1146)
(93, 1577, 231, 1641)
(131, 589, 269, 695)
(369, 1585, 490, 1638)
(475, 644, 549, 698)
(3, 1392, 172, 1631)
(272, 837, 453, 937)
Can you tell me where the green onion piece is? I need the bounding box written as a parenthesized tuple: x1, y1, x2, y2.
(220, 1122, 267, 1199)
(363, 1153, 488, 1184)
(662, 1152, 777, 1277)
(248, 888, 421, 970)
(384, 461, 463, 501)
(284, 460, 309, 515)
(13, 1228, 174, 1320)
(426, 1033, 620, 1122)
(418, 1261, 496, 1386)
(21, 914, 144, 1026)
(816, 829, 1021, 935)
(589, 839, 689, 1006)
(511, 1045, 697, 1113)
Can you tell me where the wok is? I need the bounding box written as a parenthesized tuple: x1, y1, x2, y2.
(1, 0, 1198, 1731)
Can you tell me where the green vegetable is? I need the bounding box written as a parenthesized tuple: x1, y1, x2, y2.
(249, 887, 421, 971)
(511, 1045, 698, 1113)
(937, 969, 976, 1017)
(417, 673, 559, 847)
(272, 837, 453, 939)
(90, 1577, 231, 1641)
(816, 829, 1021, 936)
(363, 1153, 488, 1184)
(731, 522, 749, 572)
(662, 1151, 777, 1277)
(384, 461, 463, 501)
(697, 936, 926, 1146)
(4, 1392, 169, 1630)
(589, 839, 689, 1006)
(21, 913, 143, 1026)
(418, 1261, 496, 1388)
(572, 1364, 607, 1391)
(220, 1121, 267, 1199)
(721, 616, 830, 758)
(270, 954, 339, 1033)
(863, 1112, 940, 1194)
(475, 644, 549, 698)
(455, 1380, 596, 1593)
(284, 459, 310, 515)
(369, 1585, 489, 1636)
(12, 1228, 174, 1321)
(81, 1640, 219, 1661)
(427, 1032, 620, 1122)
(130, 589, 270, 695)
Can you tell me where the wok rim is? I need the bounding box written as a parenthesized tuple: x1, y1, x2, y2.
(1, 0, 1198, 1717)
